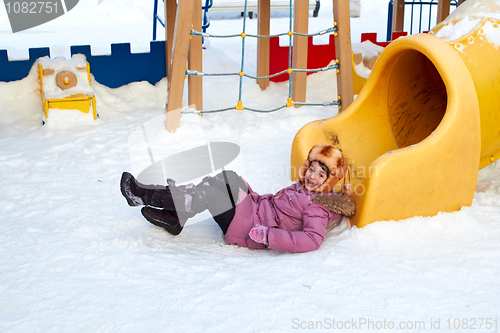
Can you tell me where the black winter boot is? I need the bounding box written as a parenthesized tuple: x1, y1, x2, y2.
(141, 206, 184, 235)
(121, 172, 176, 209)
(120, 172, 145, 206)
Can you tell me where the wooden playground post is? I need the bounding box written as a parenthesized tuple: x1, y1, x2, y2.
(165, 0, 177, 81)
(437, 0, 451, 24)
(392, 0, 405, 33)
(291, 0, 309, 106)
(257, 0, 271, 90)
(333, 0, 354, 109)
(188, 0, 203, 111)
(165, 0, 196, 132)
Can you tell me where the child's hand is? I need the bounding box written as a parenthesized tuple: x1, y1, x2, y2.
(249, 225, 269, 245)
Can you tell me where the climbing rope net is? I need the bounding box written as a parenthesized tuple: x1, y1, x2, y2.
(182, 0, 341, 114)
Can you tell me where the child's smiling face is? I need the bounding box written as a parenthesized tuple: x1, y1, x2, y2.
(304, 161, 328, 192)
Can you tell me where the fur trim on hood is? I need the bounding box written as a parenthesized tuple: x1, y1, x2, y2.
(298, 144, 349, 193)
(312, 194, 356, 217)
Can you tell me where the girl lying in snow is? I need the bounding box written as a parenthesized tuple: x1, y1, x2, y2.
(120, 144, 355, 253)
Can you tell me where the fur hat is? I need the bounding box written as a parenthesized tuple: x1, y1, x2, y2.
(298, 144, 349, 194)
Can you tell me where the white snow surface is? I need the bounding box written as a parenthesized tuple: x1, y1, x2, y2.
(433, 17, 483, 42)
(1, 0, 500, 332)
(444, 0, 500, 22)
(433, 0, 500, 47)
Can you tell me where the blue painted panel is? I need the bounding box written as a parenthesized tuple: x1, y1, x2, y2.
(0, 47, 50, 82)
(0, 41, 166, 88)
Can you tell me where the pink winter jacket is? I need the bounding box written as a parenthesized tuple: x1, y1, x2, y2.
(224, 182, 342, 253)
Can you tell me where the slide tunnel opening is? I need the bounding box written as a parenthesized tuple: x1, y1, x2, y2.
(387, 50, 448, 148)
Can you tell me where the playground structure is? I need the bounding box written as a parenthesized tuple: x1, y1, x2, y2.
(291, 0, 500, 227)
(152, 1, 362, 41)
(163, 0, 355, 132)
(37, 55, 97, 121)
(1, 0, 492, 229)
(387, 0, 466, 40)
(389, 0, 467, 38)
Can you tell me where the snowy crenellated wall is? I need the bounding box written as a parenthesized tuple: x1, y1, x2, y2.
(0, 41, 166, 88)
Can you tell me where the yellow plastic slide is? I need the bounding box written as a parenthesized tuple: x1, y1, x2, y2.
(291, 0, 500, 227)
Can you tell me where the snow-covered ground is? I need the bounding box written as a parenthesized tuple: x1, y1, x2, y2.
(1, 0, 499, 332)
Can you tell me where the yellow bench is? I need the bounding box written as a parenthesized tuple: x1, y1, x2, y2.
(38, 58, 97, 121)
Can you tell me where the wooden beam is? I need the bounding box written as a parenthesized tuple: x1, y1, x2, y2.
(457, 0, 466, 5)
(165, 0, 177, 82)
(257, 0, 271, 90)
(333, 0, 354, 110)
(392, 0, 405, 33)
(437, 0, 451, 24)
(291, 0, 309, 106)
(166, 0, 196, 132)
(188, 0, 203, 111)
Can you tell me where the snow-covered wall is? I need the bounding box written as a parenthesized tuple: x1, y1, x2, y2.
(0, 41, 166, 88)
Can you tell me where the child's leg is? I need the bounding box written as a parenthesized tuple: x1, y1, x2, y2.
(121, 170, 247, 209)
(202, 170, 248, 204)
(121, 171, 244, 234)
(211, 207, 235, 234)
(196, 170, 247, 234)
(140, 185, 235, 235)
